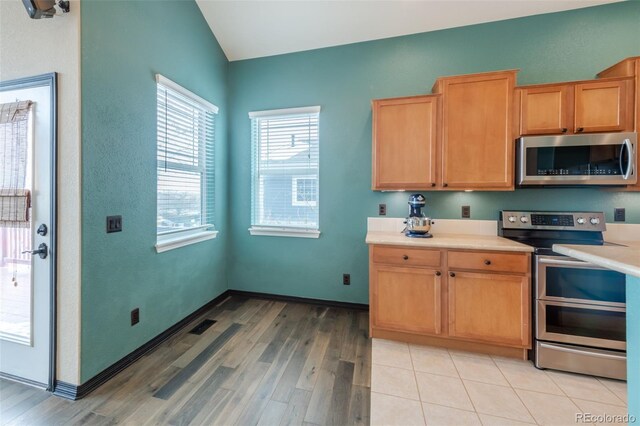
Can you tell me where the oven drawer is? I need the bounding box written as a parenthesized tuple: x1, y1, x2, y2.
(448, 251, 528, 274)
(536, 300, 626, 351)
(535, 341, 626, 380)
(372, 245, 441, 268)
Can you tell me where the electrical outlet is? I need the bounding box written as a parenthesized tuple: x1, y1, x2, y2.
(343, 274, 351, 285)
(614, 208, 626, 222)
(462, 206, 471, 219)
(131, 308, 140, 326)
(107, 215, 122, 233)
(378, 204, 386, 216)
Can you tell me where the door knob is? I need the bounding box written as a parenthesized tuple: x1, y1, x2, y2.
(449, 272, 456, 277)
(22, 243, 48, 259)
(435, 271, 441, 276)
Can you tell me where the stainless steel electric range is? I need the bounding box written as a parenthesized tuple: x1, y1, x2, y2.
(499, 210, 627, 380)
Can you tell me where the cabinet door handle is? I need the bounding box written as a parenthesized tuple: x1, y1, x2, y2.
(449, 272, 455, 277)
(435, 271, 441, 276)
(561, 128, 568, 133)
(443, 183, 448, 187)
(577, 127, 584, 132)
(484, 260, 491, 265)
(431, 183, 436, 187)
(403, 255, 409, 260)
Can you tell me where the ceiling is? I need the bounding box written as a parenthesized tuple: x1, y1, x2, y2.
(195, 0, 622, 62)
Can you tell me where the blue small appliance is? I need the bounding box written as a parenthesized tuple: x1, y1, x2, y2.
(404, 194, 433, 238)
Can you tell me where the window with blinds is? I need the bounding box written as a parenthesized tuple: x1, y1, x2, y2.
(156, 75, 218, 239)
(249, 106, 320, 237)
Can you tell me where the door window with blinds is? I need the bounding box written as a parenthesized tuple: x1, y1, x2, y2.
(156, 75, 218, 251)
(249, 106, 320, 238)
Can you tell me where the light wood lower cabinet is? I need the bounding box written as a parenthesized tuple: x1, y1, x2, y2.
(369, 245, 532, 356)
(371, 265, 442, 335)
(447, 271, 530, 347)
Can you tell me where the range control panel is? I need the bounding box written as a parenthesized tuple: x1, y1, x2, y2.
(500, 211, 606, 231)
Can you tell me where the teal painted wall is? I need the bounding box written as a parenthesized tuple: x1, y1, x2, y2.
(228, 2, 640, 304)
(628, 276, 640, 418)
(81, 1, 229, 381)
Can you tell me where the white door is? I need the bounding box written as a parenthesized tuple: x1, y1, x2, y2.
(0, 74, 56, 388)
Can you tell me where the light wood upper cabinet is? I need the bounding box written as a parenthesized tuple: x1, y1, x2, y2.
(597, 57, 640, 192)
(519, 84, 571, 135)
(434, 70, 517, 190)
(448, 270, 530, 348)
(517, 78, 634, 136)
(371, 264, 442, 336)
(574, 79, 632, 133)
(372, 95, 438, 190)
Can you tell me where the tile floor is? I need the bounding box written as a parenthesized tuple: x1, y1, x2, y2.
(370, 338, 628, 426)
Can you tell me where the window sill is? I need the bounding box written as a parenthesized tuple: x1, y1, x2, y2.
(156, 230, 218, 253)
(248, 227, 320, 239)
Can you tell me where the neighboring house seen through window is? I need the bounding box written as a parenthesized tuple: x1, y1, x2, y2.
(249, 106, 320, 238)
(155, 74, 218, 252)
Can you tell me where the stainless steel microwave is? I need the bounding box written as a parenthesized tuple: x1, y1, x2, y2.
(518, 132, 637, 186)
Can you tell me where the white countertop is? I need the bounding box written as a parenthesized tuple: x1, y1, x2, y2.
(366, 231, 534, 253)
(553, 243, 640, 278)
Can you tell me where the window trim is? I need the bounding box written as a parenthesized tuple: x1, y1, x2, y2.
(248, 226, 320, 239)
(156, 228, 218, 253)
(155, 74, 219, 113)
(248, 106, 321, 238)
(248, 105, 319, 119)
(155, 74, 218, 251)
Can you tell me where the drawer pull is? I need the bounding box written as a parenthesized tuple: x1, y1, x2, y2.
(449, 272, 456, 277)
(435, 271, 441, 276)
(484, 260, 491, 265)
(403, 255, 409, 260)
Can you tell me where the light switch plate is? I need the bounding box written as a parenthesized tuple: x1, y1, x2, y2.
(107, 215, 122, 233)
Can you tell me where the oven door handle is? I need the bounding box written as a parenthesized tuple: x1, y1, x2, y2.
(620, 138, 633, 180)
(538, 257, 594, 268)
(538, 343, 626, 361)
(539, 300, 626, 313)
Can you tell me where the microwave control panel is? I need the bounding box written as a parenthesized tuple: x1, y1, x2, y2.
(500, 211, 606, 231)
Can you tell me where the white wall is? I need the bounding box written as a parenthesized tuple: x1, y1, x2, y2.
(0, 0, 82, 385)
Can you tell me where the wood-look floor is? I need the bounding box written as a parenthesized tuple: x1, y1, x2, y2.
(0, 296, 371, 425)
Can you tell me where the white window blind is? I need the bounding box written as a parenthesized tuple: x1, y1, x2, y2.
(156, 75, 217, 239)
(0, 101, 32, 229)
(249, 106, 320, 235)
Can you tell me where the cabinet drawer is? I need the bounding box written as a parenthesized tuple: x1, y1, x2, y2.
(372, 246, 441, 268)
(448, 251, 528, 274)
